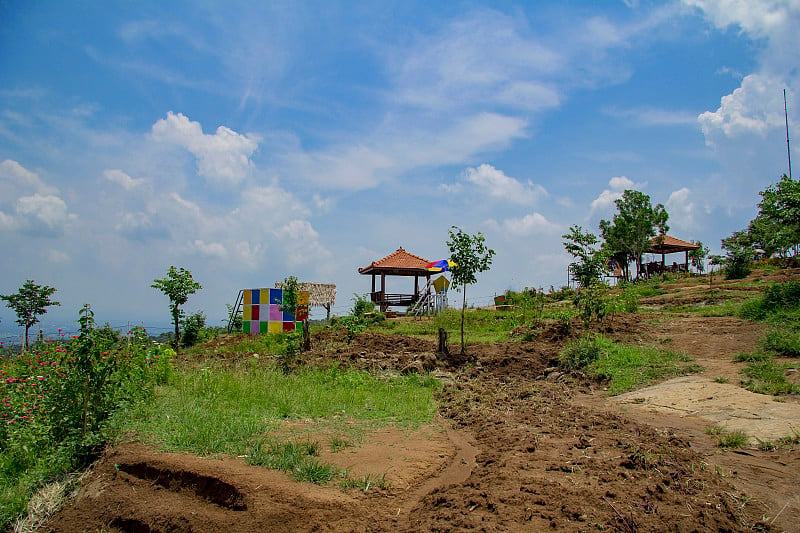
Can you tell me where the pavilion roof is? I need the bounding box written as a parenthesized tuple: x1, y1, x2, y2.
(647, 235, 701, 254)
(358, 247, 431, 276)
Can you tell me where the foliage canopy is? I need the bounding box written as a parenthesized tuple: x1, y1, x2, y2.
(599, 190, 669, 279)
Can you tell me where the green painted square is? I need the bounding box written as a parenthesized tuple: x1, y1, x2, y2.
(259, 321, 270, 334)
(243, 321, 251, 334)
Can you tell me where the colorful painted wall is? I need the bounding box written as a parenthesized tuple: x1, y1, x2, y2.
(241, 288, 309, 334)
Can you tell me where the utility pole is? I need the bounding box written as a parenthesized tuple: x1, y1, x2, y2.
(785, 89, 792, 179)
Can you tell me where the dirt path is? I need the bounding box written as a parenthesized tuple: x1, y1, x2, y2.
(580, 314, 800, 532)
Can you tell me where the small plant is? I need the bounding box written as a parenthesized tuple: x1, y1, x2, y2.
(572, 282, 609, 326)
(329, 437, 355, 452)
(707, 426, 749, 448)
(714, 376, 729, 384)
(340, 472, 390, 492)
(559, 334, 609, 371)
(276, 330, 303, 373)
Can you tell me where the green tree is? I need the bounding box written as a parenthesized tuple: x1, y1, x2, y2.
(447, 226, 495, 355)
(755, 174, 800, 258)
(0, 280, 60, 349)
(151, 266, 202, 349)
(688, 240, 709, 273)
(719, 230, 754, 279)
(562, 225, 609, 288)
(599, 190, 669, 279)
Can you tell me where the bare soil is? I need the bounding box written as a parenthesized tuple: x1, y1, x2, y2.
(43, 276, 800, 532)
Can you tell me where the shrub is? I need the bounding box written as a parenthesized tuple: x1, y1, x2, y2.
(762, 281, 800, 310)
(559, 334, 609, 371)
(762, 329, 800, 357)
(181, 311, 207, 347)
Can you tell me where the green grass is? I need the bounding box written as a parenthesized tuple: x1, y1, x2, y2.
(375, 308, 519, 343)
(740, 359, 800, 395)
(559, 334, 703, 395)
(246, 439, 340, 483)
(118, 363, 439, 457)
(762, 328, 800, 356)
(707, 426, 750, 448)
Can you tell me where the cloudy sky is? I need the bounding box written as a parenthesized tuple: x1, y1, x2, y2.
(1, 0, 798, 337)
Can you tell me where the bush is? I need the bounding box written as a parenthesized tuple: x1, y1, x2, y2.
(181, 311, 207, 347)
(724, 253, 752, 280)
(738, 298, 768, 321)
(762, 329, 800, 357)
(559, 334, 609, 371)
(762, 281, 800, 310)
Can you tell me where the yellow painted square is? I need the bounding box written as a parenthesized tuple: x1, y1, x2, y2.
(298, 291, 309, 305)
(243, 305, 252, 321)
(243, 290, 252, 305)
(268, 321, 283, 334)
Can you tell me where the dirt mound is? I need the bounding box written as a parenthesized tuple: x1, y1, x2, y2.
(45, 311, 797, 532)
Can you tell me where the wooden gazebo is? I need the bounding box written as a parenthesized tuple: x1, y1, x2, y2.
(645, 235, 700, 274)
(358, 247, 431, 312)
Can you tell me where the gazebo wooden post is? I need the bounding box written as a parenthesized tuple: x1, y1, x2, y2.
(414, 275, 419, 300)
(371, 274, 376, 295)
(685, 250, 689, 272)
(380, 274, 386, 311)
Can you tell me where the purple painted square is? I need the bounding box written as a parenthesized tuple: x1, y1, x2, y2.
(269, 304, 282, 321)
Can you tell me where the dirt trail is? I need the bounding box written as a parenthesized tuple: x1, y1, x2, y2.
(579, 313, 800, 531)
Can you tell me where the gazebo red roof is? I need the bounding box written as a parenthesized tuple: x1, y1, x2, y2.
(647, 235, 701, 254)
(358, 247, 431, 276)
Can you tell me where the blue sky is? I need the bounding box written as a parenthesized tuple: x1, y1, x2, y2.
(1, 0, 798, 338)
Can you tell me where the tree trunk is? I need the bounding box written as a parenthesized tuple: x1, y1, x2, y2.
(460, 283, 467, 354)
(437, 327, 449, 357)
(302, 319, 311, 351)
(172, 309, 181, 349)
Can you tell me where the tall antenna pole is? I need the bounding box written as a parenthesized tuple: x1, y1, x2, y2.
(785, 89, 792, 179)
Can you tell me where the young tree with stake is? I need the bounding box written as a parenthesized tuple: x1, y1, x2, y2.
(151, 266, 202, 349)
(1, 280, 60, 349)
(447, 226, 495, 355)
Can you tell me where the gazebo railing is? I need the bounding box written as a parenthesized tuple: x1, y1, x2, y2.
(369, 291, 421, 308)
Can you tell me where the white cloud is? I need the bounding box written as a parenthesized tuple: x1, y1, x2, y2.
(192, 240, 226, 258)
(392, 10, 562, 111)
(589, 175, 647, 215)
(698, 74, 789, 141)
(463, 164, 546, 205)
(272, 219, 331, 267)
(282, 112, 527, 191)
(604, 106, 699, 126)
(14, 194, 74, 235)
(0, 160, 59, 206)
(48, 250, 70, 264)
(609, 176, 635, 189)
(666, 187, 697, 231)
(492, 212, 560, 237)
(687, 1, 799, 148)
(682, 0, 799, 38)
(104, 169, 145, 190)
(0, 210, 14, 230)
(151, 112, 258, 185)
